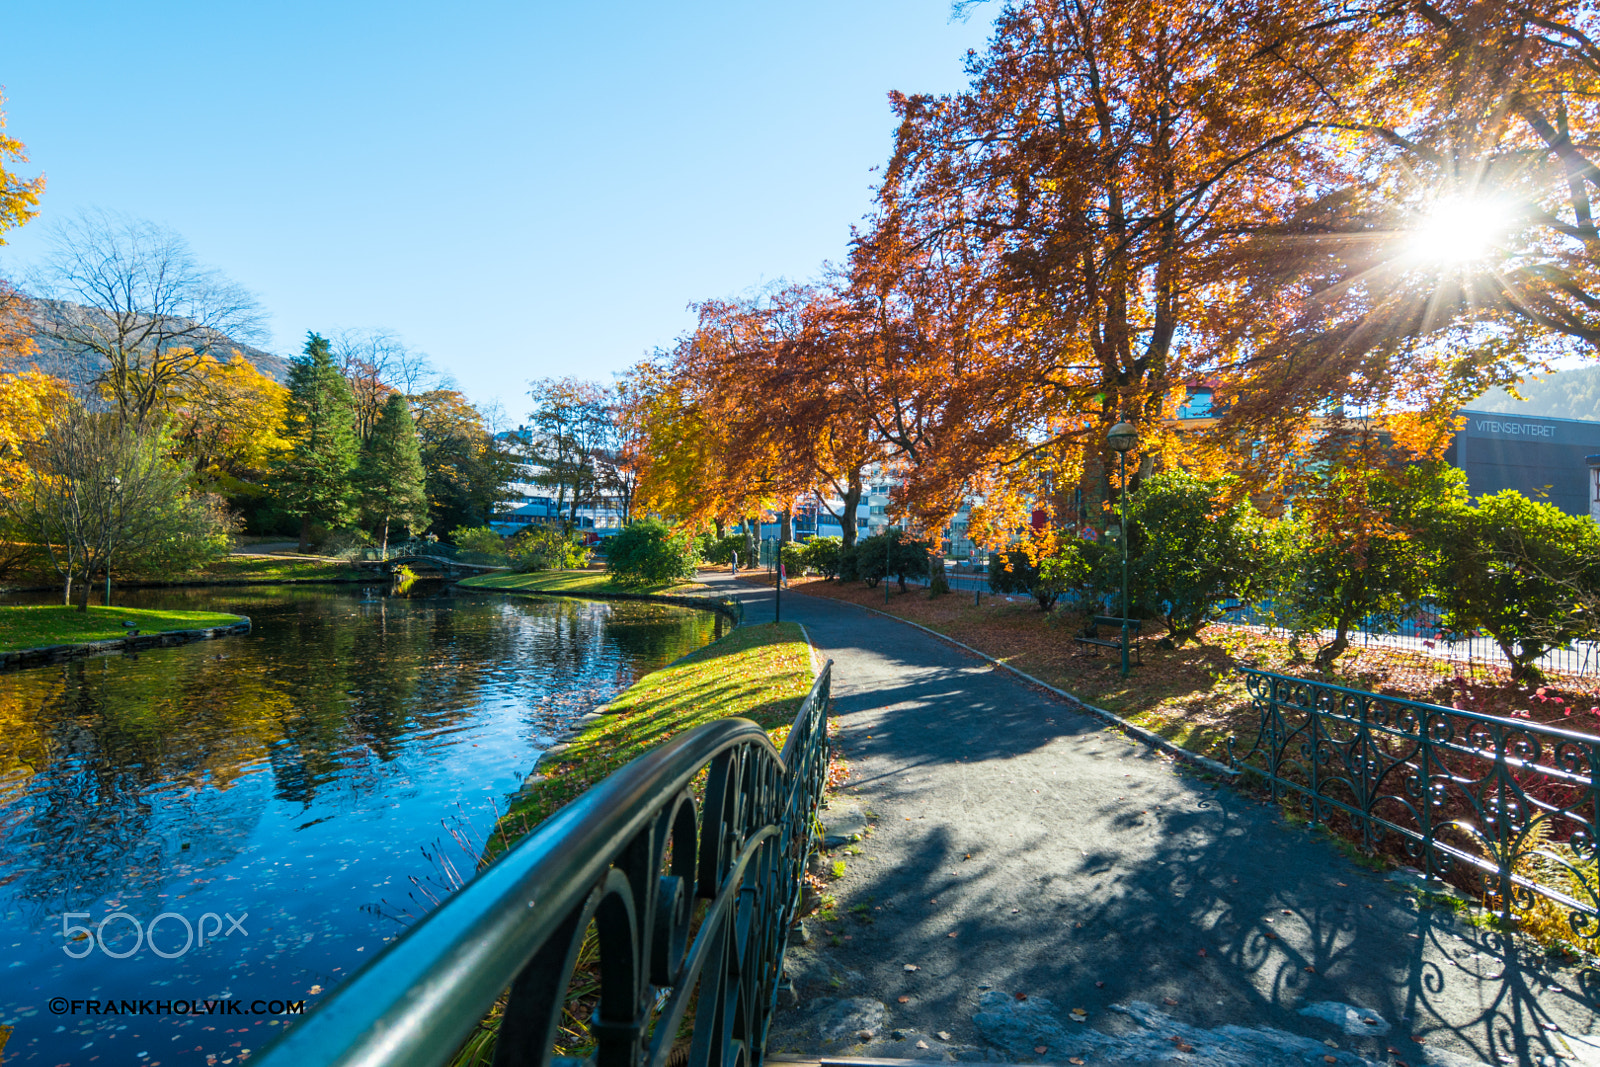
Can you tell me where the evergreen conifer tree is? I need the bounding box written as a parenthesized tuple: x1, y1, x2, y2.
(355, 392, 430, 555)
(271, 332, 359, 550)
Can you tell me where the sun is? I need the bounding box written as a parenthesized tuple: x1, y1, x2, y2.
(1406, 196, 1510, 266)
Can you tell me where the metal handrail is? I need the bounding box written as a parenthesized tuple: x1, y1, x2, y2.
(1230, 667, 1600, 929)
(257, 660, 835, 1067)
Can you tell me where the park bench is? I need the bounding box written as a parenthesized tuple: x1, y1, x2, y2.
(1073, 615, 1143, 664)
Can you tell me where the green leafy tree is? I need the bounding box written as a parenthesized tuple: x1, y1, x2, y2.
(271, 333, 359, 550)
(1434, 491, 1600, 682)
(412, 389, 521, 533)
(1, 406, 230, 609)
(1123, 472, 1273, 646)
(354, 393, 429, 556)
(605, 518, 699, 586)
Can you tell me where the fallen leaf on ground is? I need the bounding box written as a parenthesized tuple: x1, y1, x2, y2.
(898, 996, 910, 1003)
(1034, 1047, 1048, 1055)
(904, 964, 919, 971)
(1069, 1059, 1085, 1065)
(1015, 993, 1028, 1001)
(1324, 1058, 1337, 1064)
(1168, 1037, 1194, 1053)
(1163, 998, 1179, 1006)
(937, 1032, 951, 1041)
(1095, 981, 1105, 988)
(916, 1041, 928, 1050)
(1197, 948, 1206, 956)
(1304, 966, 1316, 973)
(948, 931, 958, 938)
(1071, 1008, 1087, 1016)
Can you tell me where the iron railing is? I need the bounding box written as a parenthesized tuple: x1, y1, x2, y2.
(1229, 668, 1600, 931)
(257, 660, 835, 1067)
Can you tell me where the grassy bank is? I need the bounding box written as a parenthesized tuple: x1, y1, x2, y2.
(0, 605, 246, 652)
(196, 555, 365, 582)
(459, 568, 706, 598)
(494, 621, 814, 845)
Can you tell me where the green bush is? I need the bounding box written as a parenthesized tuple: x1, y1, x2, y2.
(1278, 463, 1465, 671)
(844, 531, 932, 591)
(606, 519, 700, 586)
(509, 525, 593, 572)
(988, 541, 1091, 611)
(1124, 471, 1274, 646)
(780, 540, 807, 574)
(802, 537, 844, 579)
(701, 532, 754, 566)
(1433, 490, 1600, 682)
(448, 525, 508, 558)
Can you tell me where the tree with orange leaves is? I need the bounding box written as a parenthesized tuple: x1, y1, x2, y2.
(0, 91, 43, 244)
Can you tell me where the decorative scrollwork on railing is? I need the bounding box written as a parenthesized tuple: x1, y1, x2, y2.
(256, 661, 834, 1067)
(1229, 667, 1600, 932)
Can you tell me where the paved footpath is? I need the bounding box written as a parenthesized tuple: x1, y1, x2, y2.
(701, 575, 1600, 1067)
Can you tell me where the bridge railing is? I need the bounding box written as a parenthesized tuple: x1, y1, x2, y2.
(257, 660, 834, 1067)
(1230, 667, 1600, 932)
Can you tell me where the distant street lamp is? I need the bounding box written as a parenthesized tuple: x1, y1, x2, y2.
(104, 475, 122, 608)
(1106, 421, 1138, 679)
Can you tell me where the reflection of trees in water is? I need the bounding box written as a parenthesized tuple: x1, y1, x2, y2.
(0, 659, 272, 913)
(0, 587, 718, 914)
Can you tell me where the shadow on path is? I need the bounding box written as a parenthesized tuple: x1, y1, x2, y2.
(698, 575, 1600, 1065)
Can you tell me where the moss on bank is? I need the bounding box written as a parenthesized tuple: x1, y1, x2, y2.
(0, 605, 247, 653)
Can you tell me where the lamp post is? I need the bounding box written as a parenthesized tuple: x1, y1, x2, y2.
(1106, 421, 1138, 679)
(103, 475, 122, 608)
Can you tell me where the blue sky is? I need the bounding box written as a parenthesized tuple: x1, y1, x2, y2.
(0, 1, 993, 418)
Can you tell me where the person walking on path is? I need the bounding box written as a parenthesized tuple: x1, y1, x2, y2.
(731, 550, 738, 579)
(693, 571, 1591, 1067)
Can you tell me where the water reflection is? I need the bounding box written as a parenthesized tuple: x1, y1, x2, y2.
(0, 583, 721, 1065)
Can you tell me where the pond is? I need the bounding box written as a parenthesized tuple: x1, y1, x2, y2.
(0, 582, 725, 1066)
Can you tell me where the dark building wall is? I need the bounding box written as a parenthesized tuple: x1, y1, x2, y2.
(1447, 410, 1600, 517)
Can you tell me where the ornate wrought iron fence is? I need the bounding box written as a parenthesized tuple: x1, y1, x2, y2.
(1229, 668, 1600, 931)
(256, 660, 834, 1067)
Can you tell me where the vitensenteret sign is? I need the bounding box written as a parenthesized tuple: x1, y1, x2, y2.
(1470, 417, 1557, 438)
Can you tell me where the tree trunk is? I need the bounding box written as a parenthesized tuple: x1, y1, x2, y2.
(780, 509, 793, 544)
(299, 514, 311, 553)
(840, 471, 862, 549)
(75, 573, 92, 612)
(378, 513, 390, 557)
(928, 549, 950, 597)
(714, 518, 724, 539)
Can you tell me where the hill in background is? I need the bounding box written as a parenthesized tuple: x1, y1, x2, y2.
(1467, 364, 1600, 422)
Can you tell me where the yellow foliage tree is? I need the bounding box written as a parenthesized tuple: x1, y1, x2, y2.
(0, 91, 43, 243)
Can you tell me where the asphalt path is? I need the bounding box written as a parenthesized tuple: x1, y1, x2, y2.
(700, 574, 1600, 1066)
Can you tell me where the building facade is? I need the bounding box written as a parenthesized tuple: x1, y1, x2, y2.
(1445, 411, 1600, 518)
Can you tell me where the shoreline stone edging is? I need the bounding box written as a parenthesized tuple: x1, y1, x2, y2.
(0, 617, 253, 672)
(845, 599, 1239, 778)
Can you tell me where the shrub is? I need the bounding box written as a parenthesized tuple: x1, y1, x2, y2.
(701, 532, 751, 565)
(1124, 471, 1274, 646)
(448, 525, 508, 558)
(1278, 463, 1466, 671)
(510, 525, 593, 572)
(988, 538, 1091, 611)
(1433, 490, 1600, 682)
(802, 537, 843, 579)
(780, 540, 807, 574)
(846, 531, 932, 591)
(606, 519, 700, 586)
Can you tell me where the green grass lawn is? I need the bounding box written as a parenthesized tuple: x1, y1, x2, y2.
(459, 569, 706, 597)
(0, 605, 247, 652)
(197, 555, 364, 581)
(492, 621, 814, 850)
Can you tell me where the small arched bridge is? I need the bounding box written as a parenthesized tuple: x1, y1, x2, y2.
(359, 553, 508, 578)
